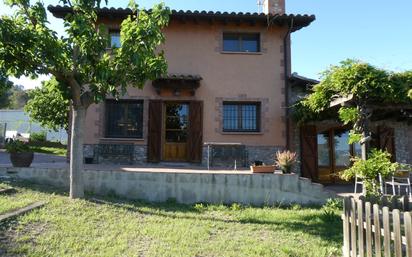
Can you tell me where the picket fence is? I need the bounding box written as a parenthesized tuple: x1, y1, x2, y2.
(342, 196, 412, 257)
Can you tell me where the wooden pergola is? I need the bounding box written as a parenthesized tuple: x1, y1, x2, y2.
(330, 94, 412, 160)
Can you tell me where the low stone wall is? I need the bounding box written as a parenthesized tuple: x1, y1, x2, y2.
(84, 144, 283, 168)
(0, 167, 335, 205)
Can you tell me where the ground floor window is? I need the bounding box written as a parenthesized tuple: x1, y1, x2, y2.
(317, 129, 361, 168)
(165, 103, 189, 143)
(317, 128, 361, 183)
(105, 100, 143, 138)
(222, 102, 260, 132)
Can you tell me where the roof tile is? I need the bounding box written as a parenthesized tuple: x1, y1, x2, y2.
(48, 5, 315, 32)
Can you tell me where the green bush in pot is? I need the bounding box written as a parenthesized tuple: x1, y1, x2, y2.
(5, 140, 34, 167)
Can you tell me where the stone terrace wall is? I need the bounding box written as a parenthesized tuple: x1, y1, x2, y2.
(0, 167, 335, 206)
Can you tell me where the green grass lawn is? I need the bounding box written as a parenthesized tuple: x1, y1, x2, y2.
(29, 146, 67, 157)
(0, 181, 343, 257)
(0, 183, 36, 215)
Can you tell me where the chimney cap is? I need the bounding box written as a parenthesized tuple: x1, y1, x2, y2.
(262, 0, 285, 15)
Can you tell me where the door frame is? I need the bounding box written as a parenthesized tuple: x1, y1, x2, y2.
(316, 126, 356, 184)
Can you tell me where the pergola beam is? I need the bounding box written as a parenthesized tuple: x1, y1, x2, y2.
(329, 94, 354, 108)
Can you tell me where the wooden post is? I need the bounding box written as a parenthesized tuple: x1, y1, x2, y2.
(343, 197, 351, 257)
(392, 209, 402, 257)
(405, 212, 412, 257)
(358, 106, 371, 161)
(361, 130, 369, 161)
(365, 202, 372, 257)
(358, 200, 365, 257)
(382, 207, 391, 257)
(351, 198, 358, 257)
(373, 204, 382, 257)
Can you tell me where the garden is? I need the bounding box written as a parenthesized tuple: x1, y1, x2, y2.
(0, 180, 343, 257)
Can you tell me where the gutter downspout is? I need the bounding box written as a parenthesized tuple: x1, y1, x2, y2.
(283, 18, 294, 150)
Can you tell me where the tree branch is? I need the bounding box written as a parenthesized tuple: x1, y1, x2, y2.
(20, 3, 38, 27)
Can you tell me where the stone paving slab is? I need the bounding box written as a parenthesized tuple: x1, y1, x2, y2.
(0, 188, 16, 195)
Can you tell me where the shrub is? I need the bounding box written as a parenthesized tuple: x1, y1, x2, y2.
(321, 198, 343, 221)
(30, 131, 47, 142)
(5, 140, 31, 153)
(275, 150, 297, 173)
(340, 149, 398, 196)
(230, 203, 242, 211)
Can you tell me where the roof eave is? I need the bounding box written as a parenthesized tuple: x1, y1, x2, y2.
(47, 5, 315, 31)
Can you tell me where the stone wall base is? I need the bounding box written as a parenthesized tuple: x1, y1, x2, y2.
(84, 144, 283, 168)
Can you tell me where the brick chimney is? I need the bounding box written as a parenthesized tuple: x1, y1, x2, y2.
(262, 0, 285, 15)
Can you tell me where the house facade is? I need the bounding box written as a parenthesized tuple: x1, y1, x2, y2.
(50, 1, 412, 184)
(50, 0, 315, 168)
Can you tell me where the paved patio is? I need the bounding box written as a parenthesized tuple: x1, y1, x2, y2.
(324, 184, 356, 198)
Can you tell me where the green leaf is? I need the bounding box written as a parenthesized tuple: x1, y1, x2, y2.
(348, 131, 362, 144)
(338, 107, 359, 125)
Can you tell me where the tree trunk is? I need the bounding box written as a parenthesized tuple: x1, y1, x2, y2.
(358, 106, 371, 161)
(66, 107, 72, 163)
(69, 106, 86, 199)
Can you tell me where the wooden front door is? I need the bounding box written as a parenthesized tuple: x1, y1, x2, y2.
(163, 102, 189, 161)
(300, 125, 319, 181)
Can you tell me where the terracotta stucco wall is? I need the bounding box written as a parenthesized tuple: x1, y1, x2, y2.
(84, 20, 288, 148)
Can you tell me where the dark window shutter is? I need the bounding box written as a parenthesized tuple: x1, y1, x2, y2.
(300, 125, 319, 181)
(188, 101, 203, 163)
(378, 126, 396, 162)
(147, 100, 162, 162)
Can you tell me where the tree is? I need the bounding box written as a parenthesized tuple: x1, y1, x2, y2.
(8, 84, 29, 109)
(0, 83, 29, 109)
(0, 0, 170, 198)
(0, 72, 13, 98)
(25, 78, 70, 132)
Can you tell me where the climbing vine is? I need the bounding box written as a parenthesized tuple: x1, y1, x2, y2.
(294, 60, 412, 145)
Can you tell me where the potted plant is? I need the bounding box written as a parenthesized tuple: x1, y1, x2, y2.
(275, 150, 297, 174)
(250, 160, 275, 173)
(5, 140, 34, 167)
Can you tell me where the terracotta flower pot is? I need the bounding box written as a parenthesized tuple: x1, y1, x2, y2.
(10, 152, 34, 167)
(250, 165, 275, 173)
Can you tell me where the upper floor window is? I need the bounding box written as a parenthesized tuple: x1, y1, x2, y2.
(223, 33, 260, 53)
(105, 100, 143, 138)
(109, 31, 121, 48)
(223, 102, 261, 132)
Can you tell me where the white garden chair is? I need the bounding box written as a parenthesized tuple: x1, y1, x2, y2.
(354, 175, 364, 194)
(380, 170, 411, 197)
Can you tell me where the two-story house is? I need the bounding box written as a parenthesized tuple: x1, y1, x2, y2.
(48, 1, 315, 168)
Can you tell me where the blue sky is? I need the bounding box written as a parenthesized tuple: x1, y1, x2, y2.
(1, 0, 412, 88)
